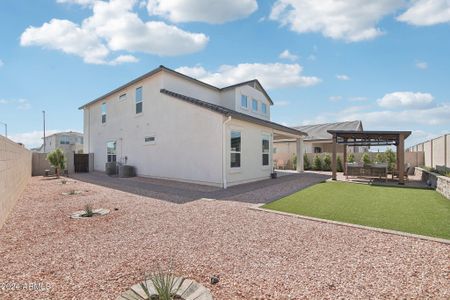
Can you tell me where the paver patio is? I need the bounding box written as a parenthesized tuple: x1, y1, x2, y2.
(0, 176, 449, 299)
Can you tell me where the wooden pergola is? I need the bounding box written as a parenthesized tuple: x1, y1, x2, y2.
(327, 130, 412, 184)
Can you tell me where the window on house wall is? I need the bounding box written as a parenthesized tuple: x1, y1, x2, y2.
(314, 147, 322, 153)
(262, 135, 270, 166)
(135, 87, 143, 114)
(60, 135, 70, 145)
(252, 99, 258, 112)
(241, 95, 248, 108)
(144, 136, 156, 145)
(261, 103, 267, 114)
(101, 102, 106, 123)
(230, 131, 241, 168)
(106, 141, 117, 162)
(119, 93, 127, 102)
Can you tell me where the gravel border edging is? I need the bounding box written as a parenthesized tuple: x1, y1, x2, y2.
(249, 205, 450, 245)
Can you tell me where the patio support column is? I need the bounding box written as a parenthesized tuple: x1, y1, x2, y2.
(343, 144, 347, 175)
(296, 137, 304, 172)
(332, 134, 337, 180)
(398, 133, 405, 185)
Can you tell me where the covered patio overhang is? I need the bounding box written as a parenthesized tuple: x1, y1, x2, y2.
(327, 130, 412, 184)
(273, 129, 307, 172)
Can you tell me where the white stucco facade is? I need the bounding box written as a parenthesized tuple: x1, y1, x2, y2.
(82, 66, 304, 187)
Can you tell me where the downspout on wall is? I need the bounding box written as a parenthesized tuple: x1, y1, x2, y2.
(222, 116, 232, 189)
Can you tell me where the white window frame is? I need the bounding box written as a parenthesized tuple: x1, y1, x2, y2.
(101, 102, 106, 124)
(106, 140, 117, 163)
(262, 133, 270, 167)
(261, 102, 267, 114)
(135, 86, 143, 114)
(230, 130, 241, 169)
(240, 95, 248, 109)
(252, 99, 258, 112)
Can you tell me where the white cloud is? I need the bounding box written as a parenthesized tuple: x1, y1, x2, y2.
(20, 0, 209, 65)
(329, 96, 342, 101)
(415, 61, 428, 69)
(9, 130, 71, 149)
(0, 98, 31, 110)
(279, 49, 298, 61)
(21, 18, 110, 64)
(349, 96, 368, 102)
(147, 0, 257, 23)
(176, 63, 321, 89)
(336, 74, 350, 80)
(269, 0, 404, 42)
(274, 100, 290, 106)
(377, 91, 433, 108)
(397, 0, 450, 26)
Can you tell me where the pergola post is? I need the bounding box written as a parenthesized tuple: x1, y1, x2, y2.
(332, 134, 337, 180)
(343, 144, 347, 175)
(398, 133, 405, 185)
(296, 137, 304, 172)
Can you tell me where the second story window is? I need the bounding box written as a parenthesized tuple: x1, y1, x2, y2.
(252, 99, 258, 112)
(135, 87, 143, 114)
(261, 103, 267, 114)
(101, 102, 106, 123)
(119, 93, 127, 102)
(60, 136, 70, 145)
(241, 95, 248, 108)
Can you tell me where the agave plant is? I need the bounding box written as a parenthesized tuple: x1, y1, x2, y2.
(81, 204, 94, 217)
(125, 264, 184, 300)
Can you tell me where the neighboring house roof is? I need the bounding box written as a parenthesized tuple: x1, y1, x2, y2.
(78, 65, 273, 110)
(160, 89, 306, 137)
(44, 131, 83, 139)
(293, 120, 363, 141)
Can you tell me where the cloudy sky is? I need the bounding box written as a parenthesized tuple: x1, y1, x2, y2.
(1, 0, 450, 148)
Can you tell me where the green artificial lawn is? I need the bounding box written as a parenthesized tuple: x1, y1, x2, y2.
(263, 182, 450, 240)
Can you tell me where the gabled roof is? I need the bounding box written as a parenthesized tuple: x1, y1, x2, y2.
(160, 89, 306, 137)
(79, 65, 273, 109)
(293, 120, 363, 141)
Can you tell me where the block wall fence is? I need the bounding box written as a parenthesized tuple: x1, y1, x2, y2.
(407, 133, 449, 169)
(0, 136, 32, 229)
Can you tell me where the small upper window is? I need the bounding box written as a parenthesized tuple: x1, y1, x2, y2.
(314, 147, 322, 153)
(101, 102, 106, 123)
(252, 99, 258, 112)
(119, 93, 127, 102)
(144, 136, 156, 145)
(135, 87, 143, 114)
(240, 95, 248, 108)
(261, 103, 267, 114)
(60, 135, 70, 145)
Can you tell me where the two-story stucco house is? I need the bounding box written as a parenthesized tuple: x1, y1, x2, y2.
(34, 131, 84, 154)
(79, 66, 306, 188)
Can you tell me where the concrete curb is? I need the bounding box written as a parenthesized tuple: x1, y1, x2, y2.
(249, 205, 450, 245)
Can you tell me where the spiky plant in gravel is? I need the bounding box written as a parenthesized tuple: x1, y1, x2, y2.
(81, 204, 94, 217)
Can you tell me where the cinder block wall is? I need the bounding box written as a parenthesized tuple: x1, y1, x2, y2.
(0, 136, 32, 229)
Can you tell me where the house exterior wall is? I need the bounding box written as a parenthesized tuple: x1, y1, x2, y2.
(40, 132, 83, 154)
(225, 118, 273, 186)
(84, 72, 224, 186)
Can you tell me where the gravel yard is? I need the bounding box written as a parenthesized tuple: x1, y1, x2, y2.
(0, 176, 449, 299)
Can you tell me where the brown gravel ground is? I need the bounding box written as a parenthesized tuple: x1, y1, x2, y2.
(0, 177, 449, 299)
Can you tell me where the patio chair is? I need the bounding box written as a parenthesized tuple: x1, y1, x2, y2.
(276, 159, 287, 170)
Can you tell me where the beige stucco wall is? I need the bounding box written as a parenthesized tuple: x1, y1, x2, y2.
(0, 136, 31, 229)
(432, 136, 445, 168)
(423, 141, 432, 167)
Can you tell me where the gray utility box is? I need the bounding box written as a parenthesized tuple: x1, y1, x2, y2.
(118, 165, 136, 178)
(105, 162, 117, 175)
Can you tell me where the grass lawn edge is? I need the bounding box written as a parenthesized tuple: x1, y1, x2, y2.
(250, 205, 450, 245)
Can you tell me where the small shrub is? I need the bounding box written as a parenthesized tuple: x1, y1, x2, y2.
(337, 156, 343, 172)
(47, 148, 66, 178)
(61, 179, 67, 184)
(292, 155, 297, 169)
(68, 190, 76, 195)
(82, 204, 94, 217)
(313, 155, 322, 171)
(139, 265, 184, 300)
(348, 153, 355, 163)
(303, 154, 311, 170)
(361, 153, 371, 165)
(322, 154, 331, 171)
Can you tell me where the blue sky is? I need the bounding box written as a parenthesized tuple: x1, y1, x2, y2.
(1, 0, 450, 148)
